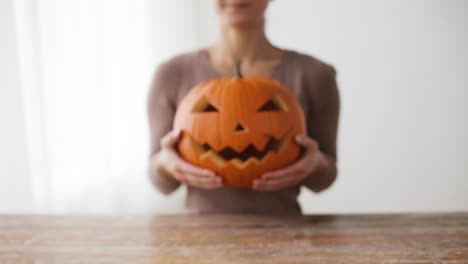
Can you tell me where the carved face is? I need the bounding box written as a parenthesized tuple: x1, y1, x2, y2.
(174, 77, 306, 188)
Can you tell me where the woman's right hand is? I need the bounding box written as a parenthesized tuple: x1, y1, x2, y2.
(153, 130, 223, 190)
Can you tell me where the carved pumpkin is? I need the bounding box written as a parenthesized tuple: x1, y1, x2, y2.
(174, 63, 306, 188)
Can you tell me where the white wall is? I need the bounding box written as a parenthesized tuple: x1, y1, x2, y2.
(0, 0, 34, 211)
(267, 0, 468, 213)
(1, 0, 467, 214)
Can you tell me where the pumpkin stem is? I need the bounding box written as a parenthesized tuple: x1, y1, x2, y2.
(234, 60, 242, 78)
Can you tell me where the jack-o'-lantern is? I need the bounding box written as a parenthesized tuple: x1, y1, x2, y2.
(174, 62, 306, 188)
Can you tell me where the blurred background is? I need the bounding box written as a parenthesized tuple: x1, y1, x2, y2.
(1, 0, 467, 214)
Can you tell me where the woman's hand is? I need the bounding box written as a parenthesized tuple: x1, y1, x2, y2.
(253, 135, 330, 192)
(153, 130, 223, 190)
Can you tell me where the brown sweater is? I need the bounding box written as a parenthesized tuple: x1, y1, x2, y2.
(148, 49, 340, 215)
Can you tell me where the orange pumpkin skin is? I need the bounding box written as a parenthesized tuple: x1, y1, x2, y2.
(173, 77, 306, 188)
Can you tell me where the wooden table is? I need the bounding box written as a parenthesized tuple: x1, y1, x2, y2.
(0, 213, 467, 263)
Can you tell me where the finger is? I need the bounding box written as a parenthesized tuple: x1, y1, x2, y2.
(254, 173, 304, 191)
(183, 173, 223, 189)
(175, 159, 216, 178)
(183, 172, 221, 184)
(254, 174, 294, 190)
(173, 171, 222, 188)
(160, 130, 181, 149)
(295, 135, 318, 153)
(261, 158, 307, 180)
(171, 171, 187, 184)
(256, 170, 307, 188)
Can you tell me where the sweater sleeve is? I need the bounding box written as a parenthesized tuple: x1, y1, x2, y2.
(303, 65, 340, 192)
(147, 60, 181, 194)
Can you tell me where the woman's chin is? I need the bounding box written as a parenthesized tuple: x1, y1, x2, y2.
(223, 16, 257, 28)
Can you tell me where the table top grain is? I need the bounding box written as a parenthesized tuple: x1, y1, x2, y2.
(0, 213, 467, 263)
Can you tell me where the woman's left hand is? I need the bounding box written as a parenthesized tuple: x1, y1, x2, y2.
(253, 135, 330, 192)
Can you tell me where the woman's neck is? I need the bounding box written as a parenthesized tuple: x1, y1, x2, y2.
(207, 20, 284, 77)
(211, 22, 280, 65)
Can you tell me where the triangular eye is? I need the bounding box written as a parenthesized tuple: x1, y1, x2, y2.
(202, 103, 218, 112)
(258, 94, 288, 112)
(192, 96, 219, 113)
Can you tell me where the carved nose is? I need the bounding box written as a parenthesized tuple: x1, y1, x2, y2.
(234, 122, 246, 132)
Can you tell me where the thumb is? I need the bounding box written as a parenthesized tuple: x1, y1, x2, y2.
(161, 129, 182, 148)
(295, 135, 318, 152)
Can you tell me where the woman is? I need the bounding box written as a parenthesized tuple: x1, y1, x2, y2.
(147, 0, 339, 214)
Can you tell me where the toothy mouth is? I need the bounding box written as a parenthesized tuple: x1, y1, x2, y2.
(190, 130, 292, 167)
